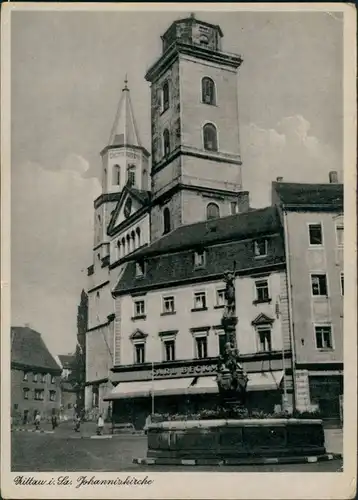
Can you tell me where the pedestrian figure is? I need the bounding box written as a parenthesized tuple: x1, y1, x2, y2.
(51, 412, 58, 430)
(144, 413, 152, 435)
(96, 414, 104, 435)
(74, 413, 81, 432)
(34, 412, 41, 431)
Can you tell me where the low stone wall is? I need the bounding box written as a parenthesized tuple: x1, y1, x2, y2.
(147, 419, 326, 459)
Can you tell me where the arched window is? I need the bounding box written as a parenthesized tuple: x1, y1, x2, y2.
(131, 231, 136, 250)
(136, 227, 141, 247)
(127, 165, 136, 187)
(121, 237, 125, 255)
(201, 77, 216, 105)
(163, 207, 171, 235)
(163, 129, 170, 156)
(126, 234, 131, 253)
(206, 203, 220, 220)
(203, 123, 218, 152)
(113, 164, 120, 185)
(162, 81, 170, 112)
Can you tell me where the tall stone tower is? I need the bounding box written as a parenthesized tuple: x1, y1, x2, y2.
(145, 15, 246, 241)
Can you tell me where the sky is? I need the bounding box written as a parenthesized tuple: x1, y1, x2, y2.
(10, 9, 343, 356)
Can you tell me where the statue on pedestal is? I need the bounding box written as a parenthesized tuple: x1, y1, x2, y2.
(216, 268, 248, 406)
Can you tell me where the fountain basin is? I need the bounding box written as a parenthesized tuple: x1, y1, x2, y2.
(146, 418, 326, 460)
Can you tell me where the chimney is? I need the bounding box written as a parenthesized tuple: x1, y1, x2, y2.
(276, 176, 283, 182)
(329, 171, 338, 184)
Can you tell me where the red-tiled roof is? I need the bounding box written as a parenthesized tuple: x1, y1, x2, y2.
(11, 327, 61, 373)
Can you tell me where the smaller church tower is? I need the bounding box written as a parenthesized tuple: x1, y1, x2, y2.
(93, 78, 150, 255)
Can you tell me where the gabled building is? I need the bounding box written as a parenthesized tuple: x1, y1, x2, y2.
(11, 326, 62, 423)
(272, 172, 344, 421)
(106, 207, 293, 429)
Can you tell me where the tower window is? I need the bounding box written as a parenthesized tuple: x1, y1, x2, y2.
(201, 77, 216, 105)
(203, 123, 218, 152)
(113, 164, 120, 185)
(162, 82, 170, 112)
(206, 202, 220, 220)
(163, 129, 170, 156)
(163, 207, 171, 234)
(127, 165, 136, 186)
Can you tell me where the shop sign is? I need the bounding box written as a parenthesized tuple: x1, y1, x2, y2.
(153, 363, 217, 378)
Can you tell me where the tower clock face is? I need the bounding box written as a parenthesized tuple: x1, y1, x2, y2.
(124, 198, 132, 218)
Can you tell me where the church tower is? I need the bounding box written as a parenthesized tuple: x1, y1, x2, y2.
(145, 15, 246, 241)
(93, 78, 150, 255)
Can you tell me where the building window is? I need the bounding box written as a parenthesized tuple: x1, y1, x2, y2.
(201, 77, 216, 105)
(256, 326, 272, 352)
(23, 388, 29, 400)
(49, 391, 56, 402)
(308, 223, 323, 246)
(163, 339, 176, 362)
(206, 202, 220, 220)
(33, 373, 38, 383)
(255, 279, 270, 302)
(253, 239, 268, 258)
(195, 336, 208, 359)
(134, 299, 145, 317)
(163, 129, 170, 156)
(218, 333, 227, 356)
(194, 250, 206, 268)
(127, 165, 136, 186)
(315, 325, 333, 350)
(203, 123, 218, 152)
(41, 373, 46, 383)
(113, 164, 120, 185)
(162, 296, 175, 314)
(311, 274, 328, 296)
(193, 291, 207, 310)
(216, 288, 226, 308)
(135, 260, 145, 278)
(162, 81, 170, 112)
(163, 207, 171, 234)
(231, 202, 238, 215)
(340, 272, 344, 296)
(336, 224, 344, 247)
(34, 389, 45, 401)
(23, 372, 28, 381)
(51, 375, 55, 384)
(134, 343, 145, 364)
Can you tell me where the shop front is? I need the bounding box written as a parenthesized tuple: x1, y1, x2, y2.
(105, 360, 286, 429)
(308, 372, 343, 423)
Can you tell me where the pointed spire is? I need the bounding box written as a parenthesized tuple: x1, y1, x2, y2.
(108, 76, 142, 148)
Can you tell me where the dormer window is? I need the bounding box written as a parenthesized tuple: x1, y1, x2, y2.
(253, 239, 268, 258)
(199, 35, 209, 46)
(162, 81, 170, 112)
(135, 260, 145, 278)
(194, 250, 206, 268)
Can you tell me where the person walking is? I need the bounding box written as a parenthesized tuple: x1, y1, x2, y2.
(51, 411, 58, 430)
(74, 413, 81, 433)
(34, 411, 41, 431)
(96, 414, 104, 435)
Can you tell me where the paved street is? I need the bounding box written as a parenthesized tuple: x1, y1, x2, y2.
(11, 423, 343, 472)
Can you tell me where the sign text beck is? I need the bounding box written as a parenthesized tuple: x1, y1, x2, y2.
(153, 363, 217, 378)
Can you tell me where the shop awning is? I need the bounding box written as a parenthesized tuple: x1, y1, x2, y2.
(104, 377, 194, 401)
(187, 371, 284, 396)
(247, 371, 284, 392)
(188, 376, 218, 395)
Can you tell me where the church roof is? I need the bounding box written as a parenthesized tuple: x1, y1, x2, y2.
(107, 78, 142, 148)
(11, 326, 62, 373)
(121, 206, 281, 261)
